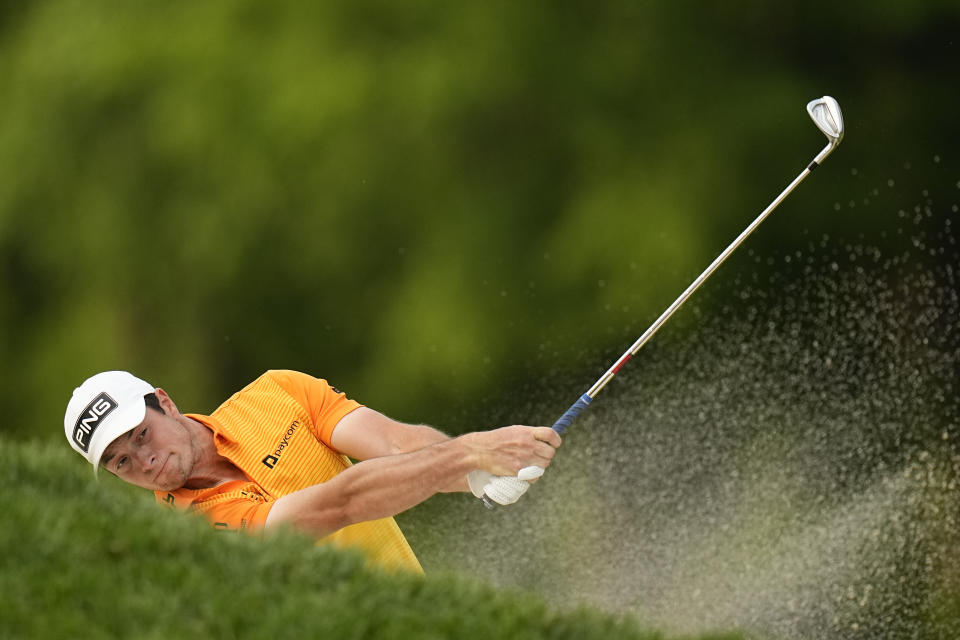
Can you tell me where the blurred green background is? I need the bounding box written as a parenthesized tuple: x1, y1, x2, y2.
(1, 0, 957, 437)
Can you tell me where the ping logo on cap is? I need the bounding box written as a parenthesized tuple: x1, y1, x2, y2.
(73, 392, 118, 453)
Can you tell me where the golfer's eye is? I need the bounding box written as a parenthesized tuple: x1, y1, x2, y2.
(116, 456, 127, 472)
(137, 427, 147, 442)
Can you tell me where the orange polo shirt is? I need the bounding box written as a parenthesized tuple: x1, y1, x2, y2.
(155, 370, 423, 573)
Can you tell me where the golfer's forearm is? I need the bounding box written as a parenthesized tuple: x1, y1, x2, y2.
(266, 437, 476, 536)
(391, 423, 452, 454)
(332, 408, 454, 460)
(387, 425, 472, 491)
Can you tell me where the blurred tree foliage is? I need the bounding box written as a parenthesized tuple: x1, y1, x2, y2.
(1, 0, 958, 437)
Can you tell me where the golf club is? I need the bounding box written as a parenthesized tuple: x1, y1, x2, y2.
(482, 96, 845, 508)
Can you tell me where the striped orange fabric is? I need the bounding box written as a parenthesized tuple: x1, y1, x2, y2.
(155, 370, 423, 573)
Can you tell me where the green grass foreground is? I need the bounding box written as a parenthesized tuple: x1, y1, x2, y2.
(0, 438, 743, 640)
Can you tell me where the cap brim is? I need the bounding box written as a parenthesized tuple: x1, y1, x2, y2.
(89, 401, 148, 476)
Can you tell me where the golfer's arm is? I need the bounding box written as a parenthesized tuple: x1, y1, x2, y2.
(330, 407, 468, 492)
(264, 437, 475, 537)
(332, 407, 451, 459)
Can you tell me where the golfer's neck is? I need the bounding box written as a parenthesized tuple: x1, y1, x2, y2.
(182, 418, 247, 489)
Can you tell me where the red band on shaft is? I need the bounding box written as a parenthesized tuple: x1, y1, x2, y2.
(611, 354, 632, 375)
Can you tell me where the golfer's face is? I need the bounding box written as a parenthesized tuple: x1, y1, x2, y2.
(100, 410, 192, 491)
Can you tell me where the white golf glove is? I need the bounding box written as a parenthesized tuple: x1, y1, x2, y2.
(466, 466, 545, 506)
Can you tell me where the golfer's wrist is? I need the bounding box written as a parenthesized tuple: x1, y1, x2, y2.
(454, 432, 487, 472)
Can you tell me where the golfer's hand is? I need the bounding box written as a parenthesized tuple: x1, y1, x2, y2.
(464, 425, 561, 506)
(468, 425, 561, 476)
(467, 466, 545, 505)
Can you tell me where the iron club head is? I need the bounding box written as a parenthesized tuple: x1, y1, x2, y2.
(807, 96, 844, 146)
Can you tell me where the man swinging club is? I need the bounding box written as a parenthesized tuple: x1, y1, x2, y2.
(64, 369, 561, 573)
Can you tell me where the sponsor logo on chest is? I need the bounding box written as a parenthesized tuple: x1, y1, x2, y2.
(262, 419, 300, 469)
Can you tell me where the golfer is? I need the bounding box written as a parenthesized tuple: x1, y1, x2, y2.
(64, 369, 561, 573)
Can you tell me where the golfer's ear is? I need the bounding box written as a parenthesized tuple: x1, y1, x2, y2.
(154, 388, 180, 415)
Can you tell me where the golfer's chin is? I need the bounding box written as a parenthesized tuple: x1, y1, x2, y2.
(141, 458, 186, 492)
(151, 476, 184, 492)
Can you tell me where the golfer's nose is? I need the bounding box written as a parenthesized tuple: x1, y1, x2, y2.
(136, 448, 156, 471)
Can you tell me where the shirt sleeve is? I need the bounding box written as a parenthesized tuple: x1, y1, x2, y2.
(266, 369, 363, 448)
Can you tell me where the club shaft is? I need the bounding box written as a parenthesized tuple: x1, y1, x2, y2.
(581, 142, 836, 403)
(486, 98, 843, 506)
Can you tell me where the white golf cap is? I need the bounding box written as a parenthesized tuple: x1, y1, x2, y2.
(64, 371, 155, 473)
